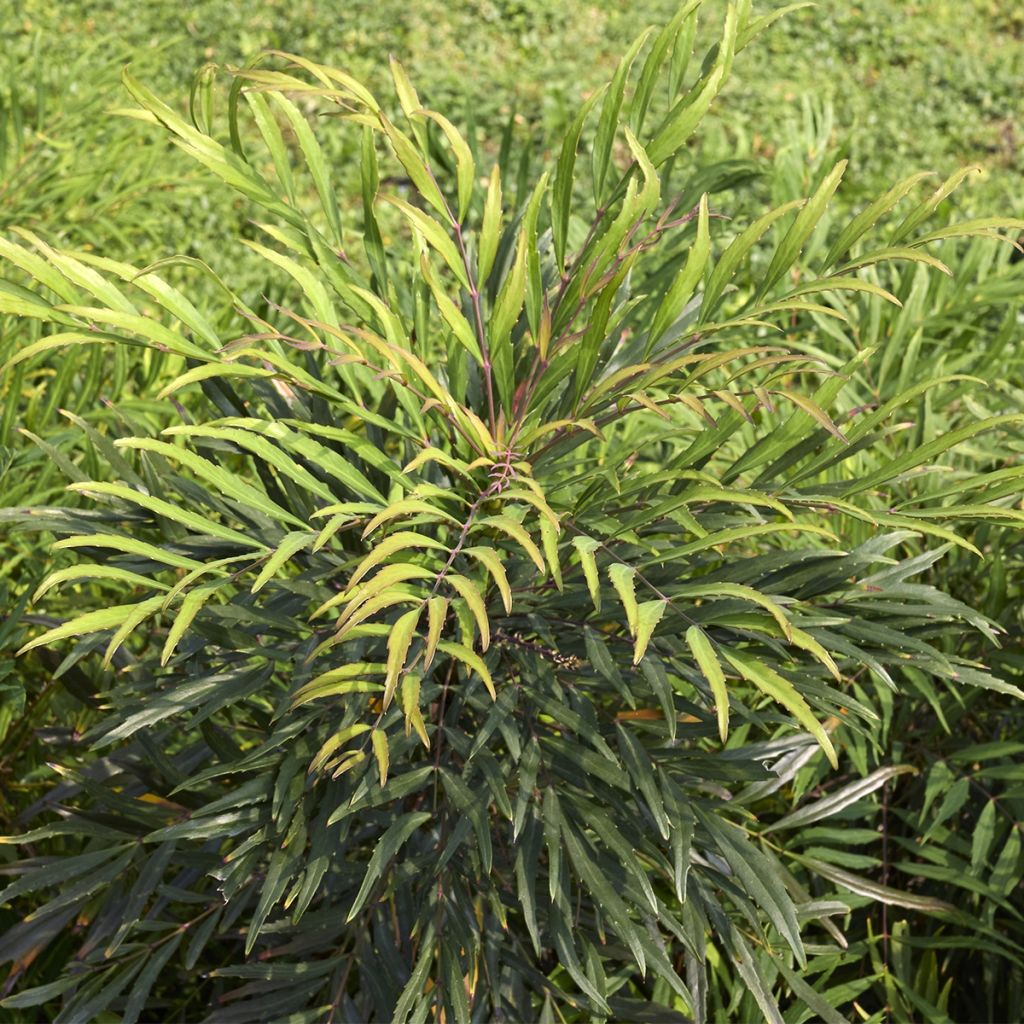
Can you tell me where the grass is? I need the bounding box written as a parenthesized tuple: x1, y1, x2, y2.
(8, 1, 1023, 208)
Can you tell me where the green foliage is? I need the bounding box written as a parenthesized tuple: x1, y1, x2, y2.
(1, 3, 1023, 1022)
(709, 0, 1024, 209)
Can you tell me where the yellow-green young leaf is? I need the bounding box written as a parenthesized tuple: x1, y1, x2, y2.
(674, 582, 793, 639)
(362, 499, 459, 538)
(447, 575, 490, 651)
(305, 662, 386, 684)
(311, 501, 381, 520)
(686, 626, 730, 742)
(49, 536, 203, 577)
(251, 532, 315, 594)
(99, 596, 165, 667)
(67, 481, 266, 550)
(758, 160, 847, 298)
(475, 515, 546, 574)
(538, 519, 562, 593)
(478, 165, 503, 283)
(622, 126, 661, 219)
(420, 109, 475, 222)
(789, 626, 841, 682)
(632, 601, 666, 665)
(16, 598, 161, 657)
(157, 555, 247, 611)
(489, 226, 528, 413)
(465, 547, 512, 613)
(371, 730, 390, 786)
(157, 363, 277, 400)
(705, 388, 748, 422)
(420, 254, 482, 361)
(823, 174, 937, 266)
(424, 596, 448, 669)
(552, 88, 605, 268)
(870, 512, 981, 558)
(523, 162, 548, 333)
(836, 245, 951, 277)
(241, 238, 338, 326)
(384, 606, 423, 708)
(410, 481, 461, 503)
(0, 231, 80, 303)
(377, 115, 448, 216)
(784, 276, 902, 308)
(334, 590, 423, 642)
(347, 531, 449, 590)
(401, 674, 431, 747)
(207, 417, 386, 504)
(773, 390, 847, 442)
(54, 307, 208, 359)
(903, 215, 1024, 246)
(33, 566, 169, 603)
(647, 63, 725, 166)
(437, 640, 495, 700)
(460, 407, 496, 456)
(716, 0, 740, 79)
(724, 650, 838, 768)
(247, 90, 298, 207)
(646, 193, 710, 354)
(752, 300, 847, 324)
(290, 663, 385, 710)
(503, 486, 560, 528)
(631, 2, 700, 132)
(290, 678, 382, 710)
(378, 194, 468, 287)
(162, 582, 224, 666)
(0, 331, 107, 374)
(889, 165, 981, 244)
(314, 563, 434, 621)
(269, 93, 343, 243)
(123, 68, 299, 222)
(670, 484, 794, 521)
(162, 423, 336, 500)
(75, 248, 223, 347)
(309, 724, 371, 775)
(572, 536, 602, 612)
(293, 58, 370, 106)
(313, 513, 353, 552)
(700, 199, 806, 321)
(201, 341, 348, 400)
(608, 563, 639, 634)
(331, 750, 367, 780)
(403, 447, 477, 478)
(592, 30, 653, 198)
(388, 56, 422, 123)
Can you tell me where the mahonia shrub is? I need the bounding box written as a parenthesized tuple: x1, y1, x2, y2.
(2, 3, 1023, 1021)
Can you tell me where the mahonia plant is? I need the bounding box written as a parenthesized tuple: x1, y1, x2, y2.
(2, 2, 1022, 1020)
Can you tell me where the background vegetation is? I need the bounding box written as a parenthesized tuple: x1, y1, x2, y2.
(1, 1, 1022, 1021)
